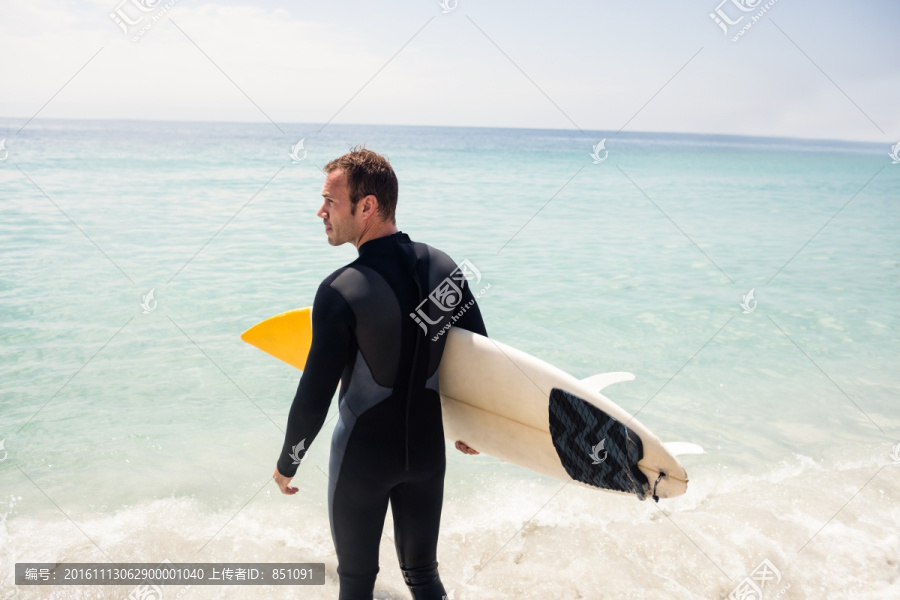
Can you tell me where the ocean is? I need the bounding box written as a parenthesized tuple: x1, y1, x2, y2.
(1, 118, 898, 599)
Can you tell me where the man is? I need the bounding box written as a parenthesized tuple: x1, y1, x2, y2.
(272, 147, 487, 600)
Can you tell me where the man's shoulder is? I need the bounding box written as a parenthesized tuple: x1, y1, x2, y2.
(317, 260, 389, 305)
(319, 264, 354, 288)
(410, 240, 455, 270)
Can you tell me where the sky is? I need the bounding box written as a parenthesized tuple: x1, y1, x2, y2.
(0, 0, 897, 143)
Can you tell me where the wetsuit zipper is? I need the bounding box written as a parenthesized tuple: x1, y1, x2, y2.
(405, 273, 423, 473)
(405, 328, 420, 472)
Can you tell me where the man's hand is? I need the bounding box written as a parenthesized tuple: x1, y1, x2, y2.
(455, 440, 479, 455)
(273, 467, 299, 495)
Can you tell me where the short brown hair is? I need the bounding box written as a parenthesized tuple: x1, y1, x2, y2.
(324, 146, 398, 223)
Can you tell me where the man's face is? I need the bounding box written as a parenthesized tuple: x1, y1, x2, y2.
(317, 170, 358, 246)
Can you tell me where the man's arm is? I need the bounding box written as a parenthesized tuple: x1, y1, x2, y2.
(275, 283, 354, 487)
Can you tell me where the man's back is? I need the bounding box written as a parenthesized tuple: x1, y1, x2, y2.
(277, 231, 486, 475)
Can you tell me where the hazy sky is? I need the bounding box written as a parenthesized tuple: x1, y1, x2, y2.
(1, 0, 897, 142)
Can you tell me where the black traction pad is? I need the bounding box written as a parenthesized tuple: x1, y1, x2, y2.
(548, 387, 650, 500)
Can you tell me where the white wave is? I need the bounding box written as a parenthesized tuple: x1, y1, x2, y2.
(3, 454, 899, 599)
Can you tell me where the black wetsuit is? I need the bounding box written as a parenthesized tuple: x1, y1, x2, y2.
(277, 231, 487, 600)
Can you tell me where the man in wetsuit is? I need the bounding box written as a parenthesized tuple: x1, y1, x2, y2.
(272, 147, 486, 600)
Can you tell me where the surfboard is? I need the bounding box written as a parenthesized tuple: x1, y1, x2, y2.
(242, 308, 689, 500)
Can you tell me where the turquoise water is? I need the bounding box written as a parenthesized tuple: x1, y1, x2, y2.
(1, 119, 898, 599)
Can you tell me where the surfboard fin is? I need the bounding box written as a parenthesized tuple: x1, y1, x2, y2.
(580, 372, 635, 391)
(662, 442, 705, 457)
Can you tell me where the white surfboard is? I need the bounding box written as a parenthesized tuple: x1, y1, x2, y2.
(440, 328, 688, 500)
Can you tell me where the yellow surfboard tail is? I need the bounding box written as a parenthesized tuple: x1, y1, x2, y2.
(240, 307, 313, 371)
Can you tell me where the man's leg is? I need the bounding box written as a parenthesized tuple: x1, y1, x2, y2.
(389, 460, 448, 600)
(330, 468, 391, 599)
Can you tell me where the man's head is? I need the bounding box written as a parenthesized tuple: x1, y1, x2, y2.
(318, 146, 398, 247)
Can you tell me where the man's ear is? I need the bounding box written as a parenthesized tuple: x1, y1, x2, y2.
(360, 194, 379, 220)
